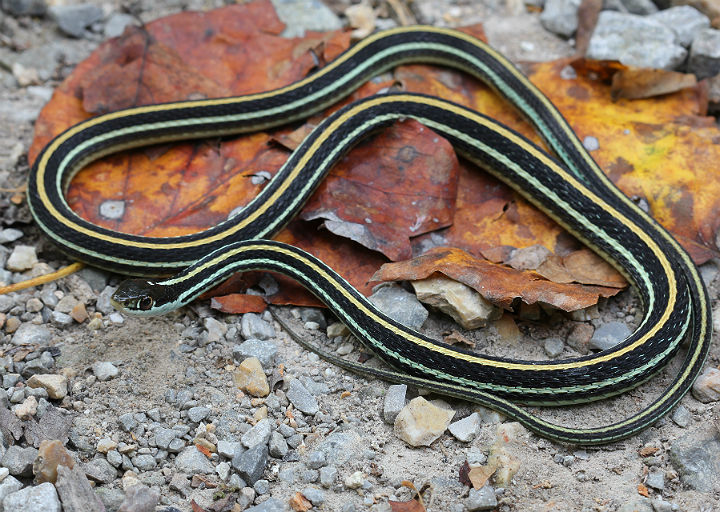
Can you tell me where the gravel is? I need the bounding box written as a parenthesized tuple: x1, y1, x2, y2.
(0, 0, 717, 511)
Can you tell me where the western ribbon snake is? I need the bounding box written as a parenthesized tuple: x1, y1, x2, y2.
(27, 26, 711, 444)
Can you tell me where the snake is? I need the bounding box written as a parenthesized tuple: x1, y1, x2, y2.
(26, 26, 712, 444)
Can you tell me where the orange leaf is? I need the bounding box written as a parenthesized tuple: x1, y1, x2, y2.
(210, 294, 267, 314)
(195, 444, 212, 458)
(637, 483, 649, 497)
(373, 247, 622, 312)
(389, 499, 426, 512)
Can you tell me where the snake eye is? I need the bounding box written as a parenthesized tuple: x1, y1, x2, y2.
(138, 296, 154, 311)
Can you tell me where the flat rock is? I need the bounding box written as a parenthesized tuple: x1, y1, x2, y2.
(3, 481, 61, 512)
(649, 5, 710, 47)
(232, 444, 269, 485)
(411, 275, 501, 329)
(394, 397, 455, 447)
(174, 446, 214, 475)
(287, 379, 319, 415)
(369, 284, 428, 330)
(55, 464, 106, 512)
(587, 11, 687, 70)
(1, 445, 38, 477)
(691, 367, 720, 403)
(233, 357, 270, 397)
(11, 323, 51, 346)
(669, 428, 720, 491)
(27, 373, 68, 399)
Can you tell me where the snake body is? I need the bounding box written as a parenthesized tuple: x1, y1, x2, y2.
(27, 27, 712, 444)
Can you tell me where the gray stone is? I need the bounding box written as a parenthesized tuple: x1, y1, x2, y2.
(118, 413, 137, 432)
(11, 323, 51, 346)
(51, 311, 73, 326)
(1, 0, 47, 16)
(315, 431, 358, 466)
(91, 362, 119, 381)
(187, 406, 211, 423)
(269, 431, 288, 458)
(153, 427, 177, 450)
(1, 445, 38, 477)
(466, 484, 497, 511)
(117, 484, 159, 512)
(617, 499, 653, 512)
(174, 446, 214, 474)
(3, 482, 60, 512)
(96, 286, 116, 315)
(448, 412, 481, 442)
(299, 376, 330, 396)
(619, 0, 658, 14)
(49, 4, 103, 38)
(587, 11, 687, 70)
(650, 6, 711, 47)
(669, 429, 720, 491)
(132, 454, 157, 471)
(245, 497, 286, 512)
(539, 0, 580, 38)
(689, 29, 720, 80)
(0, 475, 23, 504)
(242, 418, 272, 449)
(307, 450, 326, 469)
(369, 284, 428, 329)
(107, 450, 122, 468)
(302, 487, 325, 506)
(55, 464, 105, 512)
(232, 444, 269, 485)
(217, 440, 243, 459)
(82, 457, 118, 484)
(233, 339, 278, 368)
(287, 379, 319, 415)
(95, 486, 125, 511)
(319, 465, 337, 487)
(646, 468, 665, 491)
(589, 321, 631, 351)
(104, 12, 136, 38)
(383, 384, 407, 424)
(269, 0, 342, 38)
(241, 313, 275, 340)
(544, 337, 564, 358)
(300, 308, 327, 330)
(254, 479, 270, 495)
(671, 405, 691, 427)
(167, 438, 185, 453)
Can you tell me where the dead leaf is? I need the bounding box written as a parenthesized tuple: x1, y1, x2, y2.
(373, 247, 622, 312)
(638, 446, 659, 457)
(443, 331, 475, 348)
(536, 249, 627, 288)
(195, 443, 212, 458)
(468, 464, 497, 490)
(612, 69, 697, 100)
(637, 483, 649, 497)
(389, 499, 426, 512)
(190, 500, 209, 512)
(210, 294, 267, 314)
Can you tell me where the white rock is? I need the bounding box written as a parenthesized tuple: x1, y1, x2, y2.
(6, 245, 38, 271)
(394, 397, 455, 447)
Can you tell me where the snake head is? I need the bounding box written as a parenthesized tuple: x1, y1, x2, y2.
(111, 279, 174, 316)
